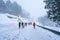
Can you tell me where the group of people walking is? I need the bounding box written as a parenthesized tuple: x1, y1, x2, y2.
(19, 22, 24, 29)
(18, 16, 36, 29)
(18, 22, 36, 29)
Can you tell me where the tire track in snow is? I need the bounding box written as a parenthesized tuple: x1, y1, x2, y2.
(11, 30, 21, 40)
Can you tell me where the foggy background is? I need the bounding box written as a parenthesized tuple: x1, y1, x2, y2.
(4, 0, 47, 19)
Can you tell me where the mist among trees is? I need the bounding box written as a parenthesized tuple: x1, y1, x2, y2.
(0, 0, 29, 18)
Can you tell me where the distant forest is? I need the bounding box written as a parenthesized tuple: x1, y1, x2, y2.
(0, 0, 29, 18)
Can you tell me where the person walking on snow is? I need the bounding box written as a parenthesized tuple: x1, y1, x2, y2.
(22, 22, 24, 28)
(18, 16, 22, 29)
(33, 22, 36, 29)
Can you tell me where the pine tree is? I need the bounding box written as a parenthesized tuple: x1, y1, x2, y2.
(44, 0, 60, 25)
(0, 0, 7, 12)
(6, 0, 12, 10)
(6, 0, 22, 16)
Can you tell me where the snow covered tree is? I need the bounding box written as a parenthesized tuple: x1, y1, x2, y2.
(6, 0, 12, 10)
(6, 0, 22, 16)
(44, 0, 60, 25)
(6, 0, 30, 18)
(12, 2, 22, 14)
(0, 0, 7, 13)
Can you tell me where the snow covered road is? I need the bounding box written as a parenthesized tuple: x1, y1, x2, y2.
(0, 14, 60, 40)
(0, 23, 60, 40)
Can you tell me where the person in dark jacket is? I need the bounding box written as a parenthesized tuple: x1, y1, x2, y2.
(33, 22, 36, 29)
(25, 22, 27, 26)
(22, 22, 24, 28)
(19, 22, 21, 29)
(18, 16, 22, 29)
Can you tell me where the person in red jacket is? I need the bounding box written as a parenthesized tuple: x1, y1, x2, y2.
(33, 22, 36, 29)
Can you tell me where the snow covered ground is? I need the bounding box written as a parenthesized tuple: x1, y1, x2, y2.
(0, 14, 60, 40)
(38, 15, 60, 32)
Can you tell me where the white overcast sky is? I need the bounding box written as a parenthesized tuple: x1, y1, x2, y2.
(4, 0, 47, 19)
